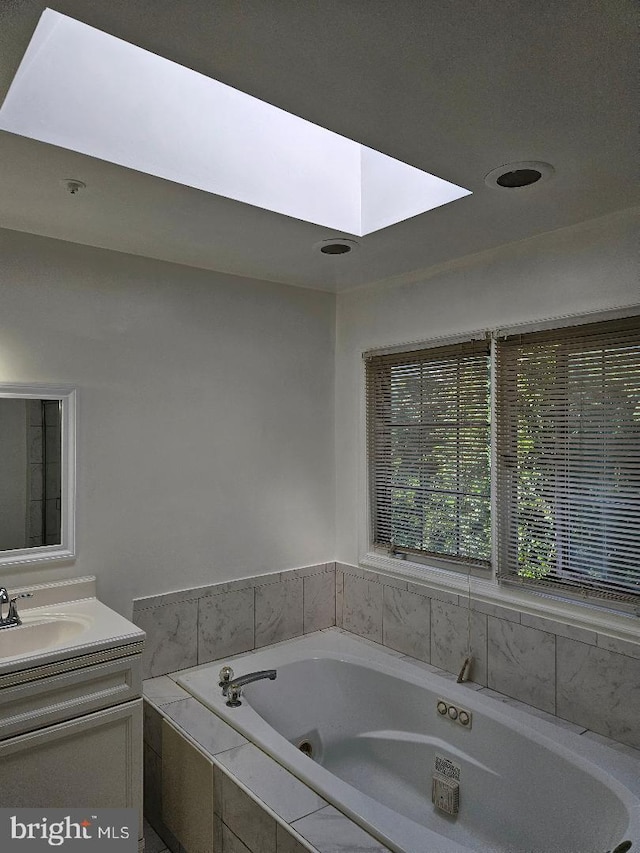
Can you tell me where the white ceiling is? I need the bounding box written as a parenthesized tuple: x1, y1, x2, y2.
(0, 0, 637, 293)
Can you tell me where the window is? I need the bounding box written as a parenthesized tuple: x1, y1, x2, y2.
(366, 339, 491, 569)
(496, 316, 640, 603)
(365, 314, 640, 606)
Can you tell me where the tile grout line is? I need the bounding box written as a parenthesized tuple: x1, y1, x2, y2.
(252, 585, 257, 652)
(195, 595, 200, 666)
(302, 573, 306, 635)
(485, 609, 489, 688)
(554, 631, 558, 717)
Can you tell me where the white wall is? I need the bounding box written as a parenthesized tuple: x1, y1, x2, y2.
(1, 207, 637, 615)
(0, 228, 335, 616)
(335, 207, 640, 564)
(0, 398, 27, 550)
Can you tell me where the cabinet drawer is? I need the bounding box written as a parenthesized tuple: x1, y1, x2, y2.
(0, 654, 142, 740)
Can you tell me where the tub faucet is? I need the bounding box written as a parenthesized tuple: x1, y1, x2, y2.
(223, 669, 277, 707)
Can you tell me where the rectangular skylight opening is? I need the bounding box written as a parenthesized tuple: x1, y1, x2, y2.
(0, 9, 471, 236)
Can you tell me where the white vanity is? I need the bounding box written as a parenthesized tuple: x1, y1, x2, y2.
(0, 578, 145, 851)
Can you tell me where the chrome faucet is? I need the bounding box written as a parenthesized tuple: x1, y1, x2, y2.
(222, 669, 277, 707)
(0, 588, 32, 629)
(0, 588, 8, 622)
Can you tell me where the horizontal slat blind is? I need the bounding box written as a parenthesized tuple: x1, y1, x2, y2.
(496, 316, 640, 601)
(366, 339, 491, 567)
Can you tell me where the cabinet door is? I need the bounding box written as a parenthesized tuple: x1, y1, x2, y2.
(0, 699, 142, 842)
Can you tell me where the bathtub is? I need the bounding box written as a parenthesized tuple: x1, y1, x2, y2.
(177, 630, 640, 853)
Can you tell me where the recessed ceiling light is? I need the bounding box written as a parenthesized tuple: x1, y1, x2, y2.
(321, 244, 350, 255)
(496, 169, 542, 188)
(484, 161, 554, 190)
(314, 238, 359, 256)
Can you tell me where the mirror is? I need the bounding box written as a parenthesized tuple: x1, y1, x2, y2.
(0, 385, 76, 567)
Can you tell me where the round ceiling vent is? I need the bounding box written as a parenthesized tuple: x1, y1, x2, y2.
(313, 238, 359, 256)
(484, 161, 554, 190)
(61, 178, 87, 195)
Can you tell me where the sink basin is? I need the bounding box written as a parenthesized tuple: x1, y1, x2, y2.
(0, 591, 145, 676)
(0, 614, 91, 660)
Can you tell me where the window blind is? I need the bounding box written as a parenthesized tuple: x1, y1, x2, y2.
(496, 316, 640, 602)
(366, 339, 491, 567)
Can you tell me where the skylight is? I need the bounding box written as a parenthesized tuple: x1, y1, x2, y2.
(0, 9, 471, 236)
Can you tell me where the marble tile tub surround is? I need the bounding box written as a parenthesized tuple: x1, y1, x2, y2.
(132, 560, 639, 747)
(142, 630, 640, 853)
(132, 564, 336, 680)
(143, 670, 390, 853)
(336, 562, 640, 749)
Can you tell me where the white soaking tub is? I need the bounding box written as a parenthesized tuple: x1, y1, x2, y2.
(177, 631, 640, 853)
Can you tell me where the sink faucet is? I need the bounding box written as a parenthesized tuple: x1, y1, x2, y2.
(0, 588, 8, 623)
(0, 588, 33, 629)
(222, 669, 277, 707)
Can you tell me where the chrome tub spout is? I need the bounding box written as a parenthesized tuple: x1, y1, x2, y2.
(223, 669, 277, 707)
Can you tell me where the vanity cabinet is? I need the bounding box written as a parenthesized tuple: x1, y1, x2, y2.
(0, 650, 143, 852)
(0, 652, 142, 740)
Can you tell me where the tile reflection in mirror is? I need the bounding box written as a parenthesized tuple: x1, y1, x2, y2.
(0, 384, 75, 567)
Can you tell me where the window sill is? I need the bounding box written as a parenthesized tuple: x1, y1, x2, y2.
(360, 551, 640, 645)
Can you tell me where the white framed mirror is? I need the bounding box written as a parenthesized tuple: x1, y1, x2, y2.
(0, 384, 76, 567)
